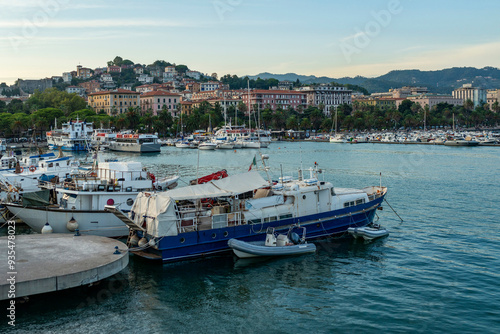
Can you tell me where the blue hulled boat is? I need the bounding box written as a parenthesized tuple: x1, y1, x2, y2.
(107, 158, 387, 262)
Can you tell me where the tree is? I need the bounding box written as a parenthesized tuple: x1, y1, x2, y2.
(175, 65, 189, 74)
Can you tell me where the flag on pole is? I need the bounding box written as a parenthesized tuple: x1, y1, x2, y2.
(248, 155, 257, 171)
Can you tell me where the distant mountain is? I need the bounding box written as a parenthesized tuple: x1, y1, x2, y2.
(247, 67, 500, 94)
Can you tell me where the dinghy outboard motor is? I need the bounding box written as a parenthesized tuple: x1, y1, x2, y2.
(289, 232, 301, 245)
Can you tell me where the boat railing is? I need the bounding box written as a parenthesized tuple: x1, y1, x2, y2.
(177, 216, 198, 233)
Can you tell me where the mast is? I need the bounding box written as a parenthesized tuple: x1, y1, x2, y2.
(335, 108, 338, 136)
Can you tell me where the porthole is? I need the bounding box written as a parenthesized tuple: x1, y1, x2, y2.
(317, 223, 320, 227)
(180, 237, 185, 243)
(223, 231, 229, 237)
(126, 198, 134, 206)
(303, 195, 306, 199)
(212, 233, 216, 239)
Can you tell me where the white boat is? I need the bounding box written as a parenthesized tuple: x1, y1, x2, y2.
(228, 226, 316, 258)
(175, 141, 197, 149)
(329, 134, 346, 143)
(153, 175, 180, 191)
(347, 224, 389, 240)
(198, 142, 217, 150)
(109, 133, 161, 153)
(47, 119, 93, 152)
(5, 161, 164, 237)
(215, 141, 234, 149)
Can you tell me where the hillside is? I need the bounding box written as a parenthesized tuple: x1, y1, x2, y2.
(247, 66, 500, 94)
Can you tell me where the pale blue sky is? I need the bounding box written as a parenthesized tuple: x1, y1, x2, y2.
(1, 0, 499, 85)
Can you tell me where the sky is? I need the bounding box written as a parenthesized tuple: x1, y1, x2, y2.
(1, 0, 499, 85)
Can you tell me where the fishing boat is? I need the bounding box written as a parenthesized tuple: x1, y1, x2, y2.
(5, 161, 166, 238)
(47, 119, 93, 151)
(347, 223, 389, 240)
(109, 133, 161, 153)
(228, 225, 316, 258)
(106, 156, 387, 262)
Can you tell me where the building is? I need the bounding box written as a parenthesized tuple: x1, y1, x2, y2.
(101, 73, 113, 83)
(163, 66, 177, 81)
(407, 94, 462, 109)
(243, 89, 307, 112)
(149, 68, 162, 77)
(107, 65, 121, 74)
(140, 91, 181, 117)
(452, 84, 487, 108)
(298, 84, 352, 115)
(186, 71, 201, 80)
(134, 66, 144, 75)
(200, 81, 222, 92)
(278, 80, 294, 90)
(353, 96, 400, 110)
(137, 74, 154, 84)
(76, 65, 92, 79)
(180, 101, 194, 116)
(16, 78, 53, 94)
(93, 67, 107, 75)
(66, 86, 86, 96)
(88, 88, 140, 115)
(62, 72, 72, 83)
(487, 89, 499, 111)
(136, 83, 161, 94)
(79, 80, 101, 94)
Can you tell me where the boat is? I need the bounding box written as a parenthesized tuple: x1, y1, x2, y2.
(198, 142, 217, 150)
(329, 109, 346, 143)
(47, 119, 93, 152)
(91, 128, 117, 150)
(109, 133, 161, 153)
(228, 225, 316, 258)
(5, 161, 165, 238)
(153, 175, 180, 191)
(443, 138, 479, 146)
(106, 156, 387, 262)
(347, 223, 389, 240)
(0, 138, 6, 152)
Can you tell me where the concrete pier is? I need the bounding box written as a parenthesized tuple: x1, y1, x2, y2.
(0, 234, 128, 300)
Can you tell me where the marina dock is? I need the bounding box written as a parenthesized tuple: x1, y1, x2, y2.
(0, 234, 128, 300)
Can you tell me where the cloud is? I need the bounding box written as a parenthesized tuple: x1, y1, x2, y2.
(0, 19, 197, 29)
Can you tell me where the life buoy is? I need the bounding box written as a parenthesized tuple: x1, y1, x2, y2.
(90, 172, 97, 177)
(29, 165, 36, 172)
(19, 166, 24, 173)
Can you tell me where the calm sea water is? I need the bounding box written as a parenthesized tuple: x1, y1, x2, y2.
(3, 142, 500, 333)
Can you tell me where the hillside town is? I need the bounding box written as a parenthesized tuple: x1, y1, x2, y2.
(0, 57, 499, 141)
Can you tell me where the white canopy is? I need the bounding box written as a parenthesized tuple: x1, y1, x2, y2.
(164, 171, 269, 200)
(130, 171, 270, 237)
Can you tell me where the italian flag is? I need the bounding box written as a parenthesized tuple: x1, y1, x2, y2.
(248, 156, 257, 171)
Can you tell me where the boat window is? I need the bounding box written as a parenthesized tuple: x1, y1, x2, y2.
(126, 198, 134, 206)
(48, 163, 53, 168)
(356, 199, 365, 205)
(125, 186, 133, 192)
(264, 216, 277, 223)
(248, 219, 261, 225)
(344, 202, 349, 208)
(279, 214, 293, 220)
(106, 185, 114, 191)
(114, 185, 121, 191)
(97, 185, 106, 191)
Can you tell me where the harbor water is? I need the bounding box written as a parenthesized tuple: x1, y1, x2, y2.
(2, 142, 500, 333)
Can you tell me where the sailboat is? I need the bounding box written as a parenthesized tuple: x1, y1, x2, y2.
(329, 108, 346, 143)
(213, 99, 234, 149)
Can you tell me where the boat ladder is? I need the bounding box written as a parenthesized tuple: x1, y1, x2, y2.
(104, 205, 145, 232)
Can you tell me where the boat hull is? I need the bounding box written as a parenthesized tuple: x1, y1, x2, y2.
(347, 226, 389, 240)
(5, 204, 129, 238)
(136, 195, 385, 262)
(109, 143, 161, 153)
